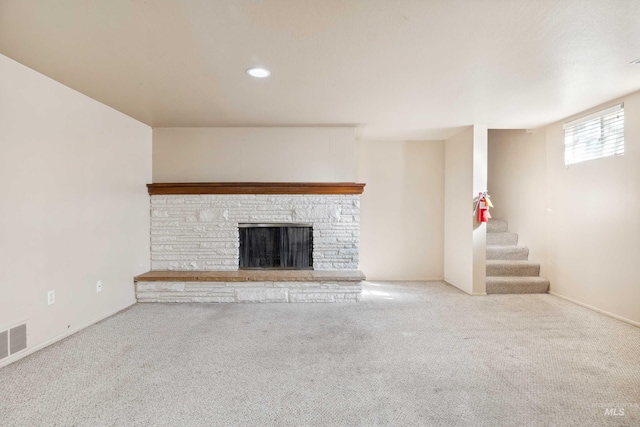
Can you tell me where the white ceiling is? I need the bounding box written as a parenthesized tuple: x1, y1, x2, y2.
(2, 0, 640, 140)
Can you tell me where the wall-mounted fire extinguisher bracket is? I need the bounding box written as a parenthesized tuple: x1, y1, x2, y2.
(473, 191, 493, 223)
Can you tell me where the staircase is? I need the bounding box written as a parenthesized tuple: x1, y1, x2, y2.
(486, 219, 550, 294)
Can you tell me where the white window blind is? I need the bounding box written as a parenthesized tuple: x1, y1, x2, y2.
(563, 103, 624, 166)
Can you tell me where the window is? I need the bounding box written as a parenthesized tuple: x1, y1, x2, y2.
(563, 104, 624, 166)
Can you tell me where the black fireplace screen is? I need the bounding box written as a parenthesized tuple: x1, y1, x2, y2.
(239, 224, 313, 269)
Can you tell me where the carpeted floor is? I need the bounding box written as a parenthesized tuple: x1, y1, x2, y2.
(1, 281, 638, 427)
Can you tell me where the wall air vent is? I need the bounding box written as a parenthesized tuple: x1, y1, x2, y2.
(0, 323, 27, 360)
(0, 331, 8, 360)
(10, 324, 27, 355)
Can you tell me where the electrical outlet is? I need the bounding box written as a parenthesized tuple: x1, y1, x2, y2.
(96, 280, 102, 293)
(47, 290, 55, 305)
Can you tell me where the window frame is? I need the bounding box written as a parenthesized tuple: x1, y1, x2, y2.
(563, 103, 624, 166)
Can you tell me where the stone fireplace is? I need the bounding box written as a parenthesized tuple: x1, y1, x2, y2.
(135, 183, 365, 303)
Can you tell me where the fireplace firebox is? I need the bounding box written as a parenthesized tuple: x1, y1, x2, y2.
(239, 223, 313, 269)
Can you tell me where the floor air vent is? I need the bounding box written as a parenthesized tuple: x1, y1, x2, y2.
(0, 323, 27, 360)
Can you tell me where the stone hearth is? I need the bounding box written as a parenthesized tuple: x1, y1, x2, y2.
(135, 270, 364, 303)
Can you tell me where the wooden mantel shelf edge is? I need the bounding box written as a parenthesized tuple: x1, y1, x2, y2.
(135, 270, 366, 282)
(147, 182, 366, 195)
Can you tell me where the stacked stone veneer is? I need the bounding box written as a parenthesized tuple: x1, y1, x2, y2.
(150, 194, 360, 271)
(136, 281, 362, 303)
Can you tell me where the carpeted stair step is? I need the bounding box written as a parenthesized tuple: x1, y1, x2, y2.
(487, 232, 518, 246)
(486, 246, 530, 260)
(486, 260, 540, 276)
(487, 219, 508, 233)
(486, 276, 550, 294)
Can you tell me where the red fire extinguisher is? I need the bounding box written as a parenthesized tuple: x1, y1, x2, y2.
(474, 192, 493, 223)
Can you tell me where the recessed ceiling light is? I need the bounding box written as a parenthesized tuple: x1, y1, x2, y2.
(246, 67, 271, 78)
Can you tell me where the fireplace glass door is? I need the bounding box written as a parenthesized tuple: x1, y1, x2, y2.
(239, 224, 313, 269)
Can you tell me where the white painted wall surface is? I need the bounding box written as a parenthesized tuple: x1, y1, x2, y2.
(0, 54, 152, 367)
(444, 127, 474, 294)
(545, 92, 640, 325)
(444, 126, 487, 295)
(488, 129, 548, 277)
(356, 140, 444, 280)
(154, 131, 447, 280)
(152, 127, 356, 183)
(472, 125, 488, 295)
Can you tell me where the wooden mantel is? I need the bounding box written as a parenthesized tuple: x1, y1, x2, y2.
(147, 182, 366, 195)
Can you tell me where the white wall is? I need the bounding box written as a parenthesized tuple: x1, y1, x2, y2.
(488, 129, 548, 276)
(444, 126, 487, 295)
(444, 128, 474, 293)
(0, 54, 152, 367)
(356, 140, 444, 280)
(472, 125, 488, 295)
(154, 130, 446, 280)
(153, 127, 355, 182)
(545, 92, 640, 326)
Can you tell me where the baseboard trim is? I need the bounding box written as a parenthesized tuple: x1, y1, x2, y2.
(549, 291, 640, 328)
(365, 279, 487, 295)
(442, 280, 487, 296)
(364, 277, 445, 282)
(0, 299, 137, 369)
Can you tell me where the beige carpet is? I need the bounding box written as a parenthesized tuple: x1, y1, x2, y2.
(1, 281, 638, 426)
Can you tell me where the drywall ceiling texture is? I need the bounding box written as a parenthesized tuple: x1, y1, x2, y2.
(152, 127, 355, 182)
(0, 54, 152, 367)
(2, 1, 640, 140)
